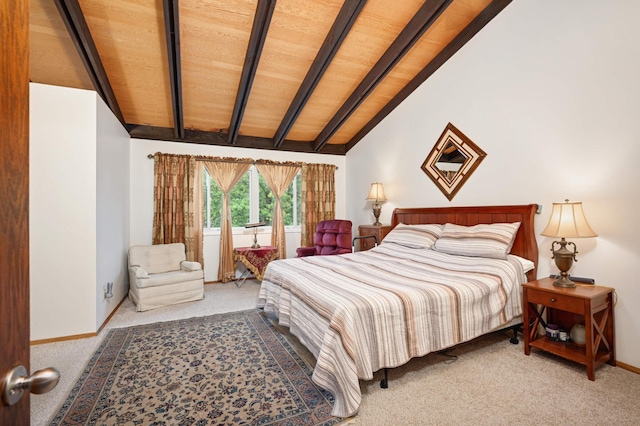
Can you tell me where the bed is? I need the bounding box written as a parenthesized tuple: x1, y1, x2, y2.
(257, 204, 538, 418)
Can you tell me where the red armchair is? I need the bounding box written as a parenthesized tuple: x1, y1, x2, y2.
(296, 220, 353, 257)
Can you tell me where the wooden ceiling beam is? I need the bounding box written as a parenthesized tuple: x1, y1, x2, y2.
(272, 0, 367, 148)
(53, 0, 125, 126)
(162, 0, 184, 140)
(128, 125, 346, 155)
(344, 0, 513, 152)
(313, 0, 452, 152)
(228, 0, 277, 145)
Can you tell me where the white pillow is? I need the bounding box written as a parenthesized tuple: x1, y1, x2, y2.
(510, 255, 535, 273)
(433, 222, 521, 259)
(381, 223, 443, 249)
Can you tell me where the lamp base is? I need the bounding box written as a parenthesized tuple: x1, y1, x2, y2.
(552, 275, 576, 288)
(551, 238, 578, 288)
(251, 230, 260, 249)
(372, 203, 382, 226)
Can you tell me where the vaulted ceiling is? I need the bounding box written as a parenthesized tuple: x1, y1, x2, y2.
(30, 0, 511, 155)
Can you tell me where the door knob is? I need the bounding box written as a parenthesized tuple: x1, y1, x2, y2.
(2, 365, 60, 406)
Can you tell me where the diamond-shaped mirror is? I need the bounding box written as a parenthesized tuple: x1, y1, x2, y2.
(421, 123, 486, 201)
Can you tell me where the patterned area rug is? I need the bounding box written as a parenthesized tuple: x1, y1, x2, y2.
(50, 309, 340, 425)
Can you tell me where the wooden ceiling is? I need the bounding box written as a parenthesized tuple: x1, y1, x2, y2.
(30, 0, 511, 155)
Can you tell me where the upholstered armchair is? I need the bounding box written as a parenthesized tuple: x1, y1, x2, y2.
(296, 220, 353, 257)
(128, 243, 204, 311)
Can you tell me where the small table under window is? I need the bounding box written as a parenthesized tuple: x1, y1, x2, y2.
(233, 246, 279, 287)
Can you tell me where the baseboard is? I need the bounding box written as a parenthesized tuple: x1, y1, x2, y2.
(31, 331, 98, 346)
(96, 294, 129, 334)
(30, 294, 128, 346)
(617, 361, 640, 375)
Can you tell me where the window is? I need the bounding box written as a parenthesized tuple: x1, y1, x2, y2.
(203, 166, 301, 230)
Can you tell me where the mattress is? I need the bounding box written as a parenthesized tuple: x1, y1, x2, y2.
(257, 243, 527, 417)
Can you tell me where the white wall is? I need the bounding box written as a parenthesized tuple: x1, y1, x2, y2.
(30, 83, 129, 340)
(30, 84, 97, 340)
(346, 0, 640, 368)
(96, 97, 130, 330)
(129, 139, 347, 281)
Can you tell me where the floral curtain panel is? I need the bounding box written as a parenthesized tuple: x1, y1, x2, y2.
(300, 163, 336, 247)
(152, 153, 200, 262)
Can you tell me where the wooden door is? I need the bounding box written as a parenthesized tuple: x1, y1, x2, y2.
(0, 0, 31, 423)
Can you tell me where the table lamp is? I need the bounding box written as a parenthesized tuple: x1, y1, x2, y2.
(541, 200, 597, 287)
(245, 222, 266, 249)
(366, 183, 387, 226)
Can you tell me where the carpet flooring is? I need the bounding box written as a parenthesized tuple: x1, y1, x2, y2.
(49, 309, 341, 425)
(32, 281, 640, 425)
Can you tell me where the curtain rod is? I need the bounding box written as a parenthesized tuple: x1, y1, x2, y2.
(146, 153, 338, 169)
(146, 154, 252, 164)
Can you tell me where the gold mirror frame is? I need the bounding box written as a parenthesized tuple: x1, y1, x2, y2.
(421, 123, 487, 201)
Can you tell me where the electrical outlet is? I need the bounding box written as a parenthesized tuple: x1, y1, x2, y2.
(105, 282, 113, 298)
(536, 204, 543, 214)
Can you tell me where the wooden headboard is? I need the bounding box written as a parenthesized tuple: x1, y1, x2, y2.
(391, 204, 539, 280)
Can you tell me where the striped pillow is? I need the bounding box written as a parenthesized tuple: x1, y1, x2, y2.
(381, 223, 443, 249)
(433, 222, 521, 259)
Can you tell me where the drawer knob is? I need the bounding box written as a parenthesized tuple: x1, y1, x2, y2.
(550, 298, 556, 302)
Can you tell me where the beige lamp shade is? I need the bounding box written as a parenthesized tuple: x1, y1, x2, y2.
(541, 200, 597, 238)
(366, 182, 387, 202)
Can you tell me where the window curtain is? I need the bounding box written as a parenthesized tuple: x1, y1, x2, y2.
(300, 163, 336, 247)
(256, 163, 301, 260)
(152, 153, 200, 262)
(202, 161, 252, 282)
(192, 162, 204, 266)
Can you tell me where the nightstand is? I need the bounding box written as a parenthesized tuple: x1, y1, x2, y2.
(357, 225, 392, 251)
(522, 277, 616, 380)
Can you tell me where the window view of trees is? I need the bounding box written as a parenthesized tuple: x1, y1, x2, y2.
(203, 167, 301, 229)
(204, 172, 250, 228)
(258, 175, 273, 225)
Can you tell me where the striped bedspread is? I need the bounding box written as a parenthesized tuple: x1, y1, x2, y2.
(257, 243, 526, 417)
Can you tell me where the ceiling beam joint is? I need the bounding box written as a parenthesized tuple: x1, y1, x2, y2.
(313, 0, 452, 151)
(53, 0, 125, 126)
(128, 125, 346, 155)
(345, 0, 513, 152)
(272, 0, 367, 148)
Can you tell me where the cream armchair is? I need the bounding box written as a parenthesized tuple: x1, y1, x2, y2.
(128, 243, 204, 311)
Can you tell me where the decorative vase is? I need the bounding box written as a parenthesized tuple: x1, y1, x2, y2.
(570, 324, 586, 346)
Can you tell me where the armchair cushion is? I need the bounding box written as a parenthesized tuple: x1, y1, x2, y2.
(181, 261, 202, 272)
(297, 219, 353, 257)
(136, 269, 205, 289)
(130, 266, 149, 279)
(296, 246, 317, 257)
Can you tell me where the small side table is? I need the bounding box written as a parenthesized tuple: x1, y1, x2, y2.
(522, 277, 615, 380)
(357, 225, 392, 251)
(233, 246, 279, 287)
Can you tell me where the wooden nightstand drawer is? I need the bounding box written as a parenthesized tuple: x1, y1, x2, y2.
(360, 235, 377, 251)
(357, 225, 392, 251)
(526, 288, 583, 314)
